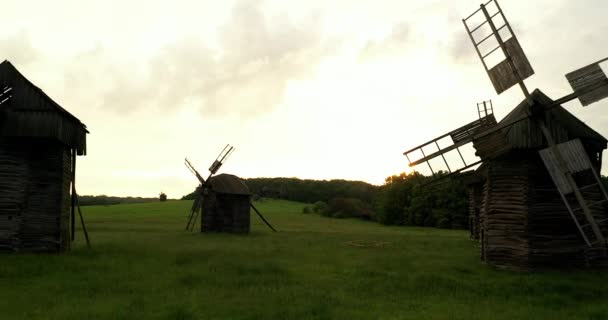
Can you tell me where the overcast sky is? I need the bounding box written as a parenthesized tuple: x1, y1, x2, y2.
(2, 0, 607, 197)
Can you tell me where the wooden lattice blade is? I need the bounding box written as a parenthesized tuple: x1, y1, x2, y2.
(566, 57, 608, 106)
(404, 115, 496, 168)
(487, 37, 534, 94)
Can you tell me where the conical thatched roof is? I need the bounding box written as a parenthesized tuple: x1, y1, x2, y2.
(207, 174, 251, 195)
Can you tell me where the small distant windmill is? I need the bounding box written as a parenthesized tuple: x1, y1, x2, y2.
(184, 144, 276, 233)
(403, 0, 608, 269)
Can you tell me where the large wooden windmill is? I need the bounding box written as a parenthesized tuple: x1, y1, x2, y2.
(0, 60, 90, 251)
(403, 0, 608, 269)
(185, 145, 276, 233)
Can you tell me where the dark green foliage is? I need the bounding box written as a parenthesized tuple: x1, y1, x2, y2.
(375, 171, 469, 229)
(245, 177, 378, 204)
(181, 192, 197, 200)
(374, 172, 426, 225)
(302, 206, 312, 214)
(312, 201, 330, 216)
(327, 197, 373, 219)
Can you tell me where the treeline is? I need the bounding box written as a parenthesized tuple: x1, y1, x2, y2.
(78, 195, 161, 206)
(181, 173, 608, 230)
(373, 171, 469, 229)
(246, 178, 378, 204)
(181, 175, 469, 230)
(181, 177, 378, 204)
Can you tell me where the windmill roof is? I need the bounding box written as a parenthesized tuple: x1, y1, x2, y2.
(208, 174, 251, 195)
(499, 89, 607, 150)
(0, 60, 88, 155)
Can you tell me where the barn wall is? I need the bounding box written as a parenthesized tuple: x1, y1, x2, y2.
(0, 137, 70, 252)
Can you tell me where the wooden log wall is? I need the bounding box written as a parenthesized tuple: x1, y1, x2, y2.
(481, 157, 531, 270)
(0, 137, 71, 252)
(480, 152, 608, 270)
(202, 193, 250, 233)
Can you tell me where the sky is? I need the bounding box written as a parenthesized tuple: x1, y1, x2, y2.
(1, 0, 607, 197)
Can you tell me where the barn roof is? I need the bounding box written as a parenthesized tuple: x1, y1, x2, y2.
(501, 89, 607, 150)
(208, 174, 251, 195)
(0, 60, 88, 155)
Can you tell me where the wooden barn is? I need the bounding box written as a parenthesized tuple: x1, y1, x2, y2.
(0, 60, 88, 252)
(201, 173, 251, 233)
(468, 89, 608, 270)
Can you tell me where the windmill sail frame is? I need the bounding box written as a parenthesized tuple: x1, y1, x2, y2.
(463, 0, 534, 96)
(566, 57, 608, 106)
(404, 103, 496, 176)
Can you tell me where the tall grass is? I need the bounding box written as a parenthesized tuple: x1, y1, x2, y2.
(1, 199, 607, 319)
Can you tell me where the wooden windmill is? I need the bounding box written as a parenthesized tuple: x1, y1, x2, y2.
(0, 61, 90, 251)
(403, 0, 608, 269)
(185, 144, 276, 233)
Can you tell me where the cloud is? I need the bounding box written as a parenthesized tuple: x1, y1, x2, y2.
(0, 31, 40, 66)
(63, 0, 335, 118)
(358, 22, 411, 61)
(446, 30, 477, 65)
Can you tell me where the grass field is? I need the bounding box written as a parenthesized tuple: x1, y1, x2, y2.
(1, 199, 607, 320)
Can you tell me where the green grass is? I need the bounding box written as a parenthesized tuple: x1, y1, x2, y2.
(1, 199, 607, 319)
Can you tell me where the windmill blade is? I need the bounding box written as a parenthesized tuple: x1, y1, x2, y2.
(250, 203, 277, 232)
(185, 158, 206, 185)
(463, 0, 534, 97)
(566, 57, 608, 106)
(404, 113, 496, 175)
(209, 144, 235, 174)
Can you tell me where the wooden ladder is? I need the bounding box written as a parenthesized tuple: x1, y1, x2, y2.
(562, 179, 608, 247)
(539, 138, 608, 248)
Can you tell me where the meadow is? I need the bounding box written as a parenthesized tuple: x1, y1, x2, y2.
(1, 199, 607, 320)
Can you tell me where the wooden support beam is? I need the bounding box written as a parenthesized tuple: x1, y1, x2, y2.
(250, 203, 277, 232)
(71, 149, 76, 242)
(74, 190, 91, 248)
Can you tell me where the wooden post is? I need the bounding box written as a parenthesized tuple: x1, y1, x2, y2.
(250, 203, 277, 232)
(74, 190, 91, 248)
(71, 149, 76, 241)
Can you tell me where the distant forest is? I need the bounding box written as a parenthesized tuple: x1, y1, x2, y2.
(182, 175, 470, 229)
(78, 195, 160, 206)
(82, 175, 608, 231)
